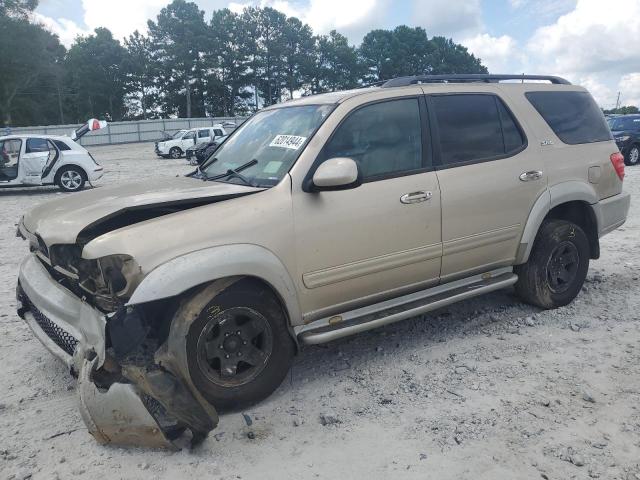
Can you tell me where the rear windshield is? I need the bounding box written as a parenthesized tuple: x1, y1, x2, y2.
(525, 91, 612, 145)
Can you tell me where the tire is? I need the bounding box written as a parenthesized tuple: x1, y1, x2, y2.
(182, 278, 295, 411)
(169, 147, 182, 159)
(625, 145, 639, 166)
(56, 166, 86, 192)
(515, 219, 590, 309)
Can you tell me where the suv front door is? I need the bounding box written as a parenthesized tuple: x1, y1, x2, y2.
(427, 91, 546, 281)
(198, 128, 212, 143)
(292, 95, 442, 319)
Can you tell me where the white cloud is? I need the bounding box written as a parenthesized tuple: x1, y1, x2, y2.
(619, 73, 640, 107)
(527, 0, 640, 76)
(411, 0, 482, 38)
(81, 0, 168, 40)
(233, 0, 378, 35)
(463, 33, 520, 73)
(32, 12, 91, 47)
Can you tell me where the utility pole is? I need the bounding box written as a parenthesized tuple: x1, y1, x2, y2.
(615, 91, 621, 113)
(56, 81, 65, 124)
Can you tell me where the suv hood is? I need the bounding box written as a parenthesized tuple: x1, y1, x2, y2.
(23, 176, 263, 247)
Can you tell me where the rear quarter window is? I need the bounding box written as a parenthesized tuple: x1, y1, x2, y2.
(526, 91, 612, 145)
(53, 140, 71, 151)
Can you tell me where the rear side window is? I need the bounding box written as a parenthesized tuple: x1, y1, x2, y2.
(26, 138, 50, 153)
(526, 91, 612, 144)
(323, 98, 424, 180)
(432, 94, 525, 166)
(52, 140, 71, 151)
(214, 129, 224, 136)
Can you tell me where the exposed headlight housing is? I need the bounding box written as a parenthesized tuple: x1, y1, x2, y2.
(48, 246, 142, 312)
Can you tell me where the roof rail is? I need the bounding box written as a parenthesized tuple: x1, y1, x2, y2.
(381, 74, 571, 88)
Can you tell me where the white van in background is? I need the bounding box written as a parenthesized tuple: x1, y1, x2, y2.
(155, 125, 228, 159)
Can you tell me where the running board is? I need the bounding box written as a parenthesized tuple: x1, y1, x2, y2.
(296, 268, 518, 345)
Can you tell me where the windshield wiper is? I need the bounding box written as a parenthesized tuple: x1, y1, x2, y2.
(204, 159, 258, 186)
(199, 157, 219, 180)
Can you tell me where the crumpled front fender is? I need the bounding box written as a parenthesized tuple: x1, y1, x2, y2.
(78, 356, 178, 449)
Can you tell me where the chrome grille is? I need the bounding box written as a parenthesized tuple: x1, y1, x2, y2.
(23, 293, 79, 356)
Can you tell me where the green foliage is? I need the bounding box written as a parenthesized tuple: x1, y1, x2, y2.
(65, 28, 127, 121)
(0, 14, 64, 126)
(0, 0, 491, 126)
(123, 31, 157, 119)
(603, 105, 639, 115)
(0, 0, 38, 18)
(147, 0, 208, 118)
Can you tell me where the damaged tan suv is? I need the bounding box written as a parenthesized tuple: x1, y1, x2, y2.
(16, 74, 631, 448)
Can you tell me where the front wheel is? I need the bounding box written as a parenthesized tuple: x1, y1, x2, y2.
(515, 219, 590, 309)
(56, 166, 86, 192)
(169, 147, 182, 159)
(180, 278, 295, 411)
(625, 145, 639, 166)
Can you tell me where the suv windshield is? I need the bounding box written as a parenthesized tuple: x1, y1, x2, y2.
(607, 116, 640, 131)
(172, 130, 187, 139)
(201, 104, 333, 187)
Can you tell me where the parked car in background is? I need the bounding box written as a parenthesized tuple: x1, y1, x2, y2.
(186, 135, 229, 165)
(0, 119, 106, 192)
(607, 114, 640, 165)
(155, 125, 228, 159)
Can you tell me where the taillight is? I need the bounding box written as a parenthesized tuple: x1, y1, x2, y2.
(610, 152, 625, 181)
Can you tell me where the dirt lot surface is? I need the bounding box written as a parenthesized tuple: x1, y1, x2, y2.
(1, 142, 639, 480)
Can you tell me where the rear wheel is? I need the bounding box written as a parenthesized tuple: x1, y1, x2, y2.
(169, 147, 182, 159)
(182, 278, 295, 411)
(56, 166, 86, 192)
(625, 145, 639, 166)
(515, 219, 590, 309)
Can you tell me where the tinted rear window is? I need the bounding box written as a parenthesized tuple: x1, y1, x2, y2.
(526, 91, 612, 145)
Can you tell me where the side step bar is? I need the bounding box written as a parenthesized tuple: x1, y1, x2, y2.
(296, 268, 518, 345)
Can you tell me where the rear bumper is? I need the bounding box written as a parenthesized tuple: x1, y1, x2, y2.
(596, 191, 631, 237)
(88, 167, 104, 182)
(17, 253, 107, 370)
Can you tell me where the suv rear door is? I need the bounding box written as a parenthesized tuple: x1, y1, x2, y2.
(426, 90, 545, 281)
(292, 92, 442, 318)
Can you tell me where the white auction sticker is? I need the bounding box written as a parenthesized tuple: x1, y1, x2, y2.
(269, 134, 307, 150)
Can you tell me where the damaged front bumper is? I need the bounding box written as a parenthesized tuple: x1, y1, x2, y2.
(17, 253, 218, 449)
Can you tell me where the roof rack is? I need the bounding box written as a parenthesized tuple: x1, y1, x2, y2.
(381, 74, 571, 88)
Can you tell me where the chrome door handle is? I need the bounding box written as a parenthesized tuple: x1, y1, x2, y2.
(400, 191, 432, 204)
(519, 170, 543, 182)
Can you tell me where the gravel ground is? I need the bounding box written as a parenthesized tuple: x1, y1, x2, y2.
(1, 142, 639, 480)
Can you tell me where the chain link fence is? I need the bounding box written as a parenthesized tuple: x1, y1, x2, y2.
(5, 117, 248, 146)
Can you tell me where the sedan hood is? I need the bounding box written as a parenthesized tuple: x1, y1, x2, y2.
(23, 176, 263, 247)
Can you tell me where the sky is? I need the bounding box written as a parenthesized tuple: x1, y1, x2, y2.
(33, 0, 640, 108)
